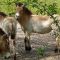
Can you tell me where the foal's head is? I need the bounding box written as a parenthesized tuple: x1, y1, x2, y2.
(15, 2, 32, 19)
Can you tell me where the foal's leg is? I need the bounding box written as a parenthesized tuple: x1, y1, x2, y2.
(24, 32, 31, 51)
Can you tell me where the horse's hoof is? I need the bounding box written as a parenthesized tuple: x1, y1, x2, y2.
(14, 54, 16, 60)
(4, 56, 10, 59)
(4, 55, 10, 59)
(54, 48, 58, 53)
(4, 52, 11, 59)
(25, 47, 32, 52)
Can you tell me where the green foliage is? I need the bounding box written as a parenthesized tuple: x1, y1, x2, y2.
(36, 47, 45, 56)
(47, 2, 57, 15)
(0, 0, 59, 15)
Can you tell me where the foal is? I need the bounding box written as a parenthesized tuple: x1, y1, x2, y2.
(15, 2, 54, 51)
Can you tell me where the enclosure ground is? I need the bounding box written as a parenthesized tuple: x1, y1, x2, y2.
(0, 24, 60, 60)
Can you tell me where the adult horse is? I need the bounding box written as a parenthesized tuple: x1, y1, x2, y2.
(0, 12, 17, 60)
(15, 2, 60, 52)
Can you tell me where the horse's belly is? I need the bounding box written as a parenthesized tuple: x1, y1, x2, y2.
(26, 23, 52, 34)
(25, 19, 53, 33)
(31, 20, 52, 33)
(33, 25, 52, 34)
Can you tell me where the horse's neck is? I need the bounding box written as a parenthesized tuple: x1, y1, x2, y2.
(19, 14, 30, 27)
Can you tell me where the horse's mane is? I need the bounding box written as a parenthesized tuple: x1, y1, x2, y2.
(0, 12, 7, 17)
(16, 2, 32, 15)
(23, 7, 32, 15)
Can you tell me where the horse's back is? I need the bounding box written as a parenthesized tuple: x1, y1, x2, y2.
(31, 15, 50, 21)
(5, 16, 16, 22)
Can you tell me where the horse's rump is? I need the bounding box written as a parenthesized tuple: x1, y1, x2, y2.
(0, 17, 17, 35)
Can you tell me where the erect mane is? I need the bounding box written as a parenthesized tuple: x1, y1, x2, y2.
(23, 6, 32, 15)
(16, 2, 32, 15)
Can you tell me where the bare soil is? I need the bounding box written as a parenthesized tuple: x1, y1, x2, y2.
(0, 24, 60, 60)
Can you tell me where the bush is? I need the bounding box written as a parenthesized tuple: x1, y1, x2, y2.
(47, 2, 57, 15)
(36, 47, 45, 56)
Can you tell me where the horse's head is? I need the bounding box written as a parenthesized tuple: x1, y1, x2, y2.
(15, 2, 32, 20)
(15, 2, 25, 20)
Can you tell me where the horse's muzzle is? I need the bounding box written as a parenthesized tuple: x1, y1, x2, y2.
(15, 13, 20, 20)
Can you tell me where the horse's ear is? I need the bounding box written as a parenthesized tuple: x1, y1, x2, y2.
(15, 2, 25, 7)
(22, 3, 25, 7)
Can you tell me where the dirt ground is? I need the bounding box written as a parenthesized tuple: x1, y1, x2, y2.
(0, 24, 60, 60)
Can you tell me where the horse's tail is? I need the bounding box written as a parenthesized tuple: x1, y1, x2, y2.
(8, 19, 17, 60)
(10, 21, 16, 39)
(7, 18, 17, 39)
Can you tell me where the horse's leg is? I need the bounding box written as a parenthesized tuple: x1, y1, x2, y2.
(9, 36, 16, 60)
(11, 33, 16, 60)
(24, 32, 31, 51)
(13, 39, 16, 60)
(7, 30, 16, 60)
(10, 23, 16, 60)
(54, 36, 60, 53)
(54, 46, 59, 53)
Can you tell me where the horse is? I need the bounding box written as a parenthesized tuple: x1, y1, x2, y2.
(15, 2, 53, 51)
(0, 12, 17, 60)
(15, 2, 60, 52)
